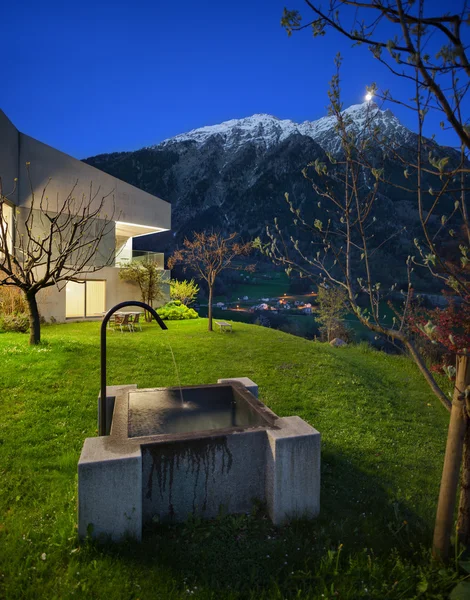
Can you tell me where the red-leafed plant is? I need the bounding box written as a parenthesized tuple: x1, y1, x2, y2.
(409, 295, 470, 376)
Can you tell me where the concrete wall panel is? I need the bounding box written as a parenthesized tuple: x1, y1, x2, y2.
(0, 110, 19, 204)
(18, 134, 170, 230)
(142, 430, 267, 522)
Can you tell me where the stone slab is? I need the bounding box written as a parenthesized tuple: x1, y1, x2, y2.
(217, 377, 259, 398)
(78, 436, 142, 541)
(266, 416, 321, 525)
(97, 384, 137, 436)
(142, 429, 267, 522)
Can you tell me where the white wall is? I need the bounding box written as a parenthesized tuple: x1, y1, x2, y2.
(37, 267, 170, 322)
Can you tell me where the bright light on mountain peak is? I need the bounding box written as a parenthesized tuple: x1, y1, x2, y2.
(365, 92, 373, 102)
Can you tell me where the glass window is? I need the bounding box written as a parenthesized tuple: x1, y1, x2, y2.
(65, 281, 85, 318)
(86, 281, 106, 316)
(66, 280, 106, 318)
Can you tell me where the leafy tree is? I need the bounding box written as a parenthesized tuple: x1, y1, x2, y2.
(119, 258, 167, 321)
(280, 1, 470, 558)
(281, 0, 470, 557)
(168, 231, 254, 331)
(0, 166, 115, 345)
(316, 285, 348, 342)
(170, 278, 199, 306)
(408, 295, 470, 542)
(256, 52, 470, 559)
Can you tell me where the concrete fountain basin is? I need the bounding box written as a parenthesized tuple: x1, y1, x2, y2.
(78, 378, 321, 541)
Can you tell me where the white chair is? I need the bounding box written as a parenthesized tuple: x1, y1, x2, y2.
(131, 312, 142, 332)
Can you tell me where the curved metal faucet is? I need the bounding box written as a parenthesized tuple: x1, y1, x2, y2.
(100, 301, 168, 436)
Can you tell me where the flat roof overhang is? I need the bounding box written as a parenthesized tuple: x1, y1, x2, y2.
(115, 221, 169, 239)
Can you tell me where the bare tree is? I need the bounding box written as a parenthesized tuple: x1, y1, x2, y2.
(0, 165, 115, 344)
(168, 231, 254, 331)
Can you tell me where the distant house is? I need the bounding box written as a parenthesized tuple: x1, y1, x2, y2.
(0, 110, 171, 322)
(252, 303, 269, 311)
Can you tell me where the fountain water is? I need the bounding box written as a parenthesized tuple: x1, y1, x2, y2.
(165, 341, 186, 407)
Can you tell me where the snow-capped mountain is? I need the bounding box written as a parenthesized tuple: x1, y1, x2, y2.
(84, 102, 447, 288)
(156, 103, 412, 156)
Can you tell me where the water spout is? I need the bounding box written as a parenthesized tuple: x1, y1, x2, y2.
(100, 301, 167, 436)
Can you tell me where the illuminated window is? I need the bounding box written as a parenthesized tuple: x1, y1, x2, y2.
(86, 281, 106, 316)
(66, 280, 105, 318)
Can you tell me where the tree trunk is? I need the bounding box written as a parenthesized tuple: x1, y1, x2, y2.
(457, 371, 470, 547)
(458, 419, 470, 547)
(433, 355, 470, 560)
(208, 285, 213, 332)
(26, 292, 41, 345)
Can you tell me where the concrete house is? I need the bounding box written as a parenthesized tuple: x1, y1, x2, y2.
(0, 110, 171, 322)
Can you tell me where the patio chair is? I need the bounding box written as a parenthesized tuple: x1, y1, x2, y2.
(103, 312, 116, 329)
(131, 312, 142, 332)
(114, 313, 133, 333)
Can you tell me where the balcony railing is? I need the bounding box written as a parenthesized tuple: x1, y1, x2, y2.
(131, 250, 165, 268)
(117, 250, 165, 269)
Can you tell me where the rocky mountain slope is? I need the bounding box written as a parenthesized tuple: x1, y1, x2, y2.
(84, 103, 453, 289)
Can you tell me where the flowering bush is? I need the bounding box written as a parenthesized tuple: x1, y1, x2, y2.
(156, 300, 199, 321)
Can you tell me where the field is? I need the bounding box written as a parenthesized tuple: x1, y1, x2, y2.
(0, 319, 464, 599)
(212, 272, 399, 340)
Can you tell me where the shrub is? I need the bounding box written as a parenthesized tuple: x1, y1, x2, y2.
(156, 300, 199, 321)
(0, 313, 30, 333)
(0, 286, 28, 316)
(170, 278, 199, 306)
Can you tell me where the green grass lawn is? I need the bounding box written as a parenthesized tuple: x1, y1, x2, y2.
(0, 319, 464, 599)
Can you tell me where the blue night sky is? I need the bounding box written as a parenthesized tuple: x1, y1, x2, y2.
(2, 0, 465, 159)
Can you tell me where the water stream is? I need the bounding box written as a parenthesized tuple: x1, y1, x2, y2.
(166, 341, 186, 407)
